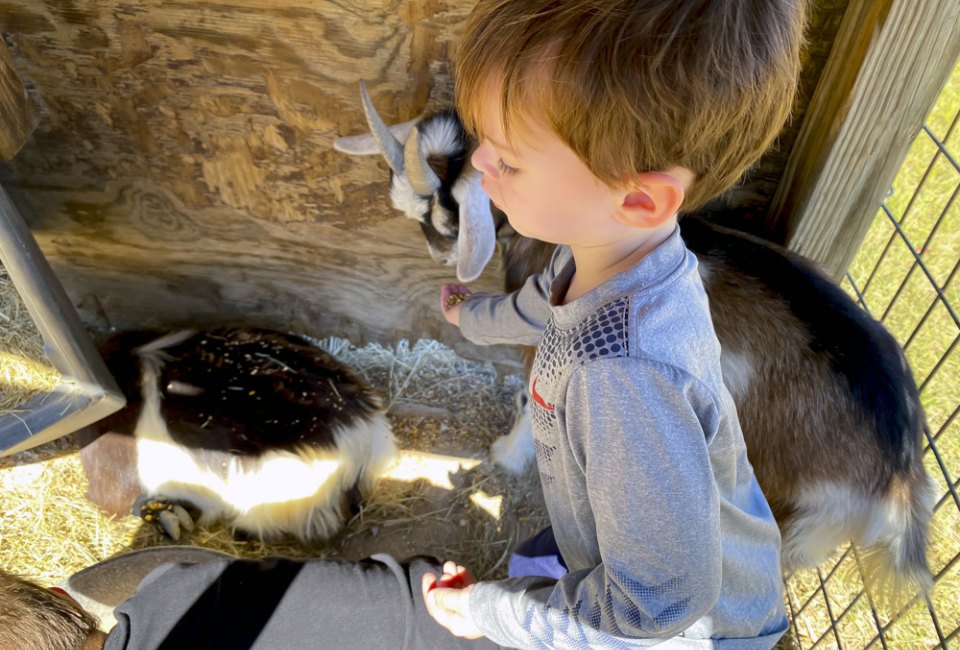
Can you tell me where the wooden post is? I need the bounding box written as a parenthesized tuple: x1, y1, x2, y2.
(767, 0, 960, 279)
(0, 38, 36, 160)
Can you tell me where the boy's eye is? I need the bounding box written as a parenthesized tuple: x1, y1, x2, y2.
(497, 158, 518, 176)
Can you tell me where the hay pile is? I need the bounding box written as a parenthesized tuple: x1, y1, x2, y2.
(0, 264, 60, 413)
(0, 336, 546, 587)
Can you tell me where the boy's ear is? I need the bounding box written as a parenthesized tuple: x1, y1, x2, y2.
(616, 172, 685, 228)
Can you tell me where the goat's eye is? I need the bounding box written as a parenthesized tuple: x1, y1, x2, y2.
(497, 158, 518, 176)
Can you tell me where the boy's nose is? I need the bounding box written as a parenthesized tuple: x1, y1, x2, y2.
(471, 140, 501, 179)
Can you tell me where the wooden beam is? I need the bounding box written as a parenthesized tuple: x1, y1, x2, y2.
(0, 38, 36, 160)
(767, 0, 960, 279)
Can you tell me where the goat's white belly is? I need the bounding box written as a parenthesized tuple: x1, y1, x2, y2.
(133, 391, 396, 540)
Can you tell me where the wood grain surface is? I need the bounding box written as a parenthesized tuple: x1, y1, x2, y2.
(0, 36, 36, 159)
(0, 1, 518, 362)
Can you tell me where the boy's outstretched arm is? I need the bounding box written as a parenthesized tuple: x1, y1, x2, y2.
(442, 246, 565, 346)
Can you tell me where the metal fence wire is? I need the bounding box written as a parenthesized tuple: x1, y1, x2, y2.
(782, 69, 959, 649)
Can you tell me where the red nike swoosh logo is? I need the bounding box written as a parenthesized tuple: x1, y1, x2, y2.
(531, 376, 555, 412)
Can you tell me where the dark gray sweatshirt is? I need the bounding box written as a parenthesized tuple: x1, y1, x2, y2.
(459, 228, 788, 648)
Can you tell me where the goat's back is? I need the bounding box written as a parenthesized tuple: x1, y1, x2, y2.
(680, 216, 925, 513)
(93, 328, 384, 455)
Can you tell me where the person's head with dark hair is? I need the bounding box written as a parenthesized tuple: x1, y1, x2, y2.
(0, 568, 105, 650)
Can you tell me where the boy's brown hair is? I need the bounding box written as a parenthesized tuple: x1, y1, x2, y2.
(455, 0, 806, 210)
(0, 568, 100, 650)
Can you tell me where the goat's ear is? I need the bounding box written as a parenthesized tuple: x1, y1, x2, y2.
(453, 171, 496, 282)
(332, 118, 421, 155)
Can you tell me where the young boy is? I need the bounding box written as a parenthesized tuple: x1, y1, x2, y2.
(424, 0, 806, 647)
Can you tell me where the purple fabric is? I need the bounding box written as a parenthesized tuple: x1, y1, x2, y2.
(508, 527, 568, 579)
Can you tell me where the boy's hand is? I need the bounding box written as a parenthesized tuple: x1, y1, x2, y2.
(422, 561, 484, 639)
(440, 284, 472, 327)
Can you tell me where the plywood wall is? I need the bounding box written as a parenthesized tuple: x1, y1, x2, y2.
(0, 1, 515, 361)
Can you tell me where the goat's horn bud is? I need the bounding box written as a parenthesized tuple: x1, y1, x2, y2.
(359, 81, 405, 176)
(404, 129, 442, 196)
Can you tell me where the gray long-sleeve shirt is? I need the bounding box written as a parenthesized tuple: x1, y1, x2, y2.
(459, 228, 788, 648)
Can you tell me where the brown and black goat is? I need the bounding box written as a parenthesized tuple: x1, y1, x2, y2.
(79, 328, 398, 542)
(334, 85, 936, 598)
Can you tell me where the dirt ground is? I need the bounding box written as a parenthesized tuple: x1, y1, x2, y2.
(0, 337, 547, 586)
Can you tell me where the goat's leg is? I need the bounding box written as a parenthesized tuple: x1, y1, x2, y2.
(778, 482, 879, 573)
(491, 391, 534, 474)
(135, 496, 196, 540)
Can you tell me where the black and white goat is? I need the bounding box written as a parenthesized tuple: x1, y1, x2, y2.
(79, 328, 397, 542)
(334, 84, 936, 597)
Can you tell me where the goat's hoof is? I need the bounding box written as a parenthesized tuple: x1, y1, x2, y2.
(346, 483, 364, 517)
(136, 498, 196, 540)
